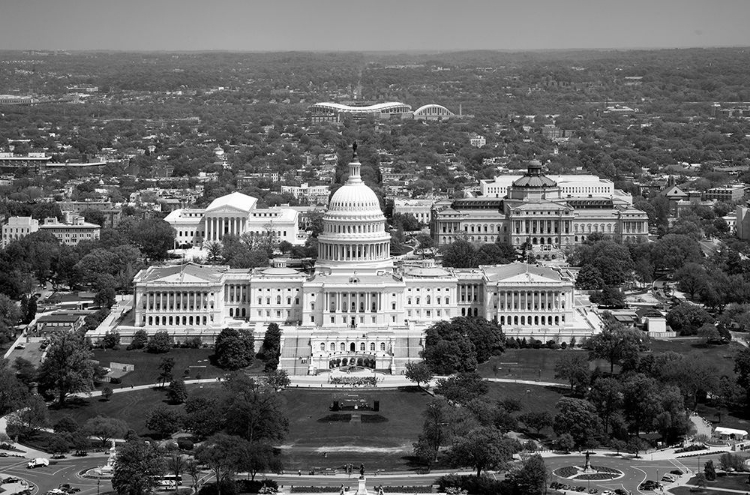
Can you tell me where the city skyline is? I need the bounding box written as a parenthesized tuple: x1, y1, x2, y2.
(1, 0, 750, 52)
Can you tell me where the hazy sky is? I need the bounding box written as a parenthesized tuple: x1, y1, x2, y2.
(2, 0, 750, 52)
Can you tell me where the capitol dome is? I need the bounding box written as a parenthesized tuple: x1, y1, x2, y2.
(315, 148, 392, 275)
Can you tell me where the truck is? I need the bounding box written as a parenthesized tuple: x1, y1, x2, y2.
(27, 458, 49, 469)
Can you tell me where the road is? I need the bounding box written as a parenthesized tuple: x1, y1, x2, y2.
(545, 452, 725, 495)
(0, 455, 113, 495)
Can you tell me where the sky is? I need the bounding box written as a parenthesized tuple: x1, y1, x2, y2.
(2, 0, 750, 52)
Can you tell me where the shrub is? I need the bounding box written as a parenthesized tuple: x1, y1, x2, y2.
(102, 386, 114, 400)
(110, 377, 122, 385)
(176, 437, 194, 451)
(146, 331, 172, 353)
(236, 480, 278, 493)
(127, 329, 148, 350)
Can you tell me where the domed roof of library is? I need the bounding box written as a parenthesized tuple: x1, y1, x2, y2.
(512, 160, 558, 188)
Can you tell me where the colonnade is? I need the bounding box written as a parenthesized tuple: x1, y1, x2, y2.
(143, 290, 213, 311)
(319, 241, 389, 262)
(325, 292, 382, 313)
(205, 216, 247, 242)
(459, 284, 483, 303)
(514, 219, 571, 235)
(496, 289, 568, 311)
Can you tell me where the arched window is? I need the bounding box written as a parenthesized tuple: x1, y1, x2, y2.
(320, 343, 325, 351)
(370, 343, 375, 351)
(340, 343, 346, 351)
(360, 343, 366, 351)
(276, 296, 281, 304)
(380, 343, 386, 351)
(330, 343, 336, 351)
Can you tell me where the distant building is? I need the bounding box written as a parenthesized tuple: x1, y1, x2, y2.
(0, 152, 50, 169)
(35, 313, 87, 335)
(704, 184, 745, 202)
(394, 199, 435, 225)
(39, 213, 101, 246)
(309, 102, 413, 123)
(469, 134, 486, 147)
(280, 183, 330, 205)
(2, 216, 39, 248)
(432, 160, 648, 249)
(165, 192, 301, 249)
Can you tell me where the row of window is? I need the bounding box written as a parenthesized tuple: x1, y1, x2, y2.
(319, 342, 388, 352)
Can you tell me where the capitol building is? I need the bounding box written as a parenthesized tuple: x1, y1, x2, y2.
(115, 153, 603, 375)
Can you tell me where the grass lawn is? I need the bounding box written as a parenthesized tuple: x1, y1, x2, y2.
(48, 383, 222, 435)
(648, 339, 742, 378)
(478, 348, 611, 383)
(45, 377, 568, 472)
(91, 348, 264, 387)
(671, 474, 750, 494)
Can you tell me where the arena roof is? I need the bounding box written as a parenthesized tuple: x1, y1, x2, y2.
(310, 102, 412, 114)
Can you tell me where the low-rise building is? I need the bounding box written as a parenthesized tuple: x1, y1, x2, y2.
(393, 199, 435, 225)
(2, 216, 39, 248)
(39, 213, 101, 246)
(704, 184, 745, 202)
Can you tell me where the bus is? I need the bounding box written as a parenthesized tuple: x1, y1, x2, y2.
(153, 475, 182, 488)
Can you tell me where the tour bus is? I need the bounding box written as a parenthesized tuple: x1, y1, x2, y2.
(153, 475, 182, 488)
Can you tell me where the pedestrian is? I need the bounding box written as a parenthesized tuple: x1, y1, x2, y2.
(298, 469, 301, 476)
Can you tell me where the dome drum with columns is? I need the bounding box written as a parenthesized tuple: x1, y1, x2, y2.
(315, 148, 392, 274)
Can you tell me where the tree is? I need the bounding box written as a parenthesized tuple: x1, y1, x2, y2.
(440, 239, 477, 268)
(265, 369, 290, 390)
(587, 324, 644, 374)
(127, 329, 148, 350)
(166, 452, 187, 485)
(518, 411, 553, 436)
(553, 398, 602, 449)
(413, 399, 448, 468)
(13, 357, 37, 390)
(238, 441, 282, 481)
(186, 458, 201, 493)
(446, 427, 518, 477)
(575, 265, 604, 290)
(554, 353, 590, 395)
(102, 386, 114, 401)
(627, 437, 650, 458)
(145, 406, 184, 439)
(101, 331, 121, 350)
(506, 454, 548, 495)
(167, 379, 188, 404)
(698, 323, 721, 344)
(157, 357, 176, 388)
(435, 372, 488, 406)
(422, 317, 503, 374)
(675, 263, 707, 300)
(704, 459, 717, 481)
(112, 439, 165, 495)
(185, 396, 223, 440)
(258, 323, 281, 371)
(47, 435, 71, 457)
(53, 415, 79, 434)
(6, 394, 49, 437)
(555, 433, 575, 453)
(84, 416, 128, 447)
(194, 433, 246, 495)
(666, 302, 714, 336)
(405, 361, 433, 390)
(95, 286, 117, 309)
(37, 332, 98, 405)
(222, 374, 289, 443)
(588, 377, 623, 435)
(214, 328, 254, 370)
(122, 218, 175, 261)
(147, 331, 172, 353)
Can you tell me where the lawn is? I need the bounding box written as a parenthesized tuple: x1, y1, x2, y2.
(669, 474, 750, 494)
(478, 348, 610, 383)
(648, 339, 742, 378)
(48, 383, 222, 434)
(46, 378, 567, 472)
(91, 347, 253, 387)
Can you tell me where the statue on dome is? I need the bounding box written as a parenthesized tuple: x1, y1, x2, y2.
(352, 141, 358, 158)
